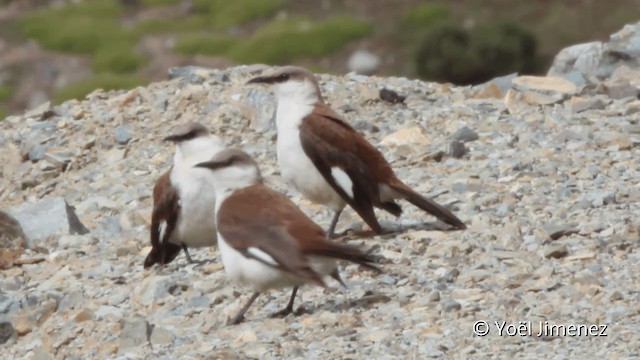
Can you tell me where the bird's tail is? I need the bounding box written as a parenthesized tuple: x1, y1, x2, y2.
(389, 183, 466, 230)
(308, 242, 382, 273)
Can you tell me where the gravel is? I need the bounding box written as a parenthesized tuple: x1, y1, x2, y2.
(0, 63, 639, 358)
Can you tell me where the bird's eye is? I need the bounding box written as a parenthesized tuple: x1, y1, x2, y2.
(278, 73, 289, 81)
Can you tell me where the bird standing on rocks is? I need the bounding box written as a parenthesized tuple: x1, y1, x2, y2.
(143, 122, 225, 268)
(195, 149, 380, 325)
(247, 66, 466, 237)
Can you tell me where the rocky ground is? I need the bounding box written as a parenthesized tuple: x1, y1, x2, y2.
(1, 34, 640, 358)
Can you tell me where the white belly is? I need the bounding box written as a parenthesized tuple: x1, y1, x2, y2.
(170, 168, 218, 247)
(218, 234, 303, 292)
(218, 239, 338, 292)
(277, 126, 345, 211)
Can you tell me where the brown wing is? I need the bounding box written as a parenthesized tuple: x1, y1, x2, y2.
(218, 184, 380, 276)
(299, 104, 402, 233)
(144, 169, 182, 268)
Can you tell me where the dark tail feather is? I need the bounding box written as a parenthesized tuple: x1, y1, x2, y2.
(390, 184, 466, 230)
(310, 242, 382, 273)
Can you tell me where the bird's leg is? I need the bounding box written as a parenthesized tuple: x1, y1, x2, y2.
(228, 292, 260, 325)
(326, 209, 343, 239)
(181, 243, 193, 263)
(270, 287, 298, 318)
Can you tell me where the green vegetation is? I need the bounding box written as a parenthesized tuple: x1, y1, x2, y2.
(54, 74, 147, 104)
(0, 84, 12, 102)
(0, 105, 7, 120)
(193, 0, 287, 29)
(140, 0, 181, 6)
(402, 3, 449, 28)
(92, 44, 148, 74)
(415, 21, 540, 84)
(19, 1, 135, 54)
(228, 16, 372, 63)
(133, 15, 211, 35)
(173, 33, 238, 56)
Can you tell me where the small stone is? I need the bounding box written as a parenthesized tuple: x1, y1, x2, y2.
(452, 126, 479, 142)
(114, 125, 132, 145)
(569, 96, 606, 112)
(609, 291, 623, 301)
(544, 244, 569, 259)
(442, 300, 461, 312)
(119, 315, 151, 351)
(150, 326, 174, 347)
(11, 315, 33, 336)
(28, 145, 46, 162)
(74, 308, 94, 322)
(0, 321, 14, 344)
(379, 88, 406, 104)
(57, 234, 88, 249)
(427, 290, 440, 302)
(542, 223, 580, 240)
(447, 140, 467, 158)
(381, 126, 430, 148)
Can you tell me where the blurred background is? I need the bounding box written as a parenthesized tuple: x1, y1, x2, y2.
(0, 0, 639, 118)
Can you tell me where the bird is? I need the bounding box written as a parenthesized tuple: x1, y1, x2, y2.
(246, 66, 466, 238)
(143, 122, 225, 268)
(195, 148, 380, 325)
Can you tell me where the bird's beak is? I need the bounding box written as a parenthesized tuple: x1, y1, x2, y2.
(246, 76, 273, 85)
(194, 160, 224, 170)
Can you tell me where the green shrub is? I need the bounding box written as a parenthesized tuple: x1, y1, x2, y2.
(54, 74, 147, 103)
(92, 44, 148, 74)
(19, 0, 136, 54)
(402, 3, 449, 29)
(133, 15, 211, 35)
(415, 22, 539, 85)
(0, 84, 12, 102)
(0, 105, 7, 120)
(140, 0, 181, 5)
(173, 33, 237, 55)
(229, 16, 372, 63)
(193, 0, 287, 29)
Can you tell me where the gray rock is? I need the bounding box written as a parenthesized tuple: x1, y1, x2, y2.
(447, 140, 467, 158)
(547, 42, 604, 80)
(119, 315, 151, 351)
(452, 126, 479, 142)
(244, 88, 277, 131)
(114, 125, 132, 145)
(150, 326, 175, 347)
(6, 197, 89, 248)
(542, 223, 580, 240)
(32, 347, 55, 360)
(28, 145, 46, 162)
(443, 300, 461, 312)
(0, 321, 14, 345)
(544, 244, 569, 259)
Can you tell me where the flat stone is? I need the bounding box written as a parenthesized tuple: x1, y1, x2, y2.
(119, 315, 151, 351)
(511, 76, 578, 105)
(569, 96, 607, 112)
(542, 223, 580, 240)
(381, 126, 430, 148)
(544, 244, 569, 259)
(150, 326, 175, 347)
(7, 197, 89, 248)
